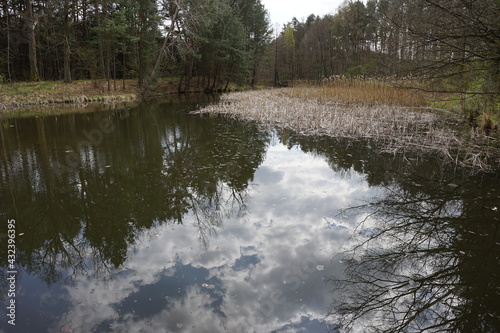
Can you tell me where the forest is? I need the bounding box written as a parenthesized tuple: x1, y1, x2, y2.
(0, 0, 499, 112)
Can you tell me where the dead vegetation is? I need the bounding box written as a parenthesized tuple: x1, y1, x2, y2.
(289, 79, 429, 107)
(194, 88, 500, 173)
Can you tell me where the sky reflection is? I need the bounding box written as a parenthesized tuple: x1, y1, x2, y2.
(44, 138, 378, 333)
(2, 101, 497, 333)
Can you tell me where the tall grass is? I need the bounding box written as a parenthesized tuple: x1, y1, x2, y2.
(288, 79, 429, 107)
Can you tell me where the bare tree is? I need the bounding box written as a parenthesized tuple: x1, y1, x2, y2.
(141, 0, 183, 96)
(389, 0, 500, 94)
(328, 175, 500, 332)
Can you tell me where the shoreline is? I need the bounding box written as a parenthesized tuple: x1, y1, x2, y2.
(0, 94, 138, 110)
(3, 80, 499, 173)
(0, 79, 214, 111)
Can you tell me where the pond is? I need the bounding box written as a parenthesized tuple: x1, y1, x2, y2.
(0, 96, 498, 333)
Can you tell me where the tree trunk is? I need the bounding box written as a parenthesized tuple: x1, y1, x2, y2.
(122, 53, 126, 90)
(63, 37, 72, 83)
(25, 0, 39, 81)
(186, 59, 193, 91)
(103, 0, 111, 91)
(2, 0, 11, 81)
(94, 0, 106, 86)
(141, 0, 180, 96)
(137, 0, 148, 88)
(113, 48, 116, 91)
(210, 64, 219, 92)
(63, 0, 72, 83)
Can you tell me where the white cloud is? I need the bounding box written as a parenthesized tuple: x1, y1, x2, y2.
(50, 141, 381, 332)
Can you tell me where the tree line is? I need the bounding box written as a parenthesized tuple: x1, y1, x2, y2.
(1, 0, 499, 101)
(274, 1, 499, 96)
(0, 0, 271, 92)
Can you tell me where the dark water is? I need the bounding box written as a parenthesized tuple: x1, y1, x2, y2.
(0, 96, 498, 333)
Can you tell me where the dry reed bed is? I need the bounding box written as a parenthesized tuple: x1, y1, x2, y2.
(194, 89, 500, 173)
(289, 81, 428, 107)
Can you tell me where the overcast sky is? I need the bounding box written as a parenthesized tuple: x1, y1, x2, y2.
(261, 0, 345, 27)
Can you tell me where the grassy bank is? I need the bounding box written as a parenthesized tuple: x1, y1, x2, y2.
(0, 79, 194, 110)
(1, 80, 135, 109)
(0, 78, 255, 112)
(194, 87, 500, 173)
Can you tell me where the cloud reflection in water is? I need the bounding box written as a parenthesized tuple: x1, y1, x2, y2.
(51, 141, 378, 333)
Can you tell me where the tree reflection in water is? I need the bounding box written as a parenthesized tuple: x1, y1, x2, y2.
(1, 102, 499, 332)
(328, 169, 500, 332)
(0, 97, 268, 290)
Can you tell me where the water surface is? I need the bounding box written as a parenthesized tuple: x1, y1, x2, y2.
(0, 97, 498, 332)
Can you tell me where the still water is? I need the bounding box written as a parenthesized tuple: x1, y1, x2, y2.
(0, 96, 498, 333)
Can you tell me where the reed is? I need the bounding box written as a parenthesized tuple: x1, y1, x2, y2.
(288, 79, 429, 107)
(195, 89, 438, 138)
(194, 89, 500, 173)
